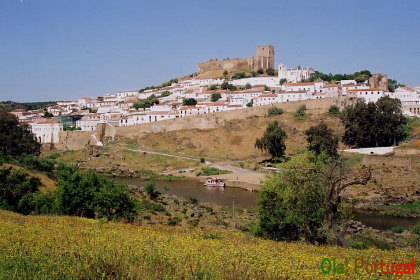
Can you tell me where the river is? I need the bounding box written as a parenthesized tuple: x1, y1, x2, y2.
(114, 178, 419, 230)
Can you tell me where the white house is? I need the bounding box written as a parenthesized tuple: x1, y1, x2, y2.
(253, 94, 280, 106)
(283, 82, 315, 92)
(230, 77, 280, 88)
(389, 87, 420, 105)
(179, 106, 206, 117)
(117, 90, 139, 102)
(278, 91, 311, 102)
(29, 118, 63, 144)
(76, 114, 101, 131)
(278, 64, 315, 83)
(347, 88, 386, 103)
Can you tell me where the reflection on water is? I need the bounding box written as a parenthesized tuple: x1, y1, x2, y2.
(113, 178, 258, 208)
(352, 211, 419, 231)
(113, 178, 419, 230)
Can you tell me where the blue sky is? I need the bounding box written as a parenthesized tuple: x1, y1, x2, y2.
(0, 0, 419, 102)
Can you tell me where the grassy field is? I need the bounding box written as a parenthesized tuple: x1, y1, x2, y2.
(0, 210, 418, 280)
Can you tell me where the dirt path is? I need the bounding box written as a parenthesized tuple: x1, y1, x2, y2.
(126, 149, 265, 190)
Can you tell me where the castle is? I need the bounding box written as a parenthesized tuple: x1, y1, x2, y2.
(198, 45, 275, 72)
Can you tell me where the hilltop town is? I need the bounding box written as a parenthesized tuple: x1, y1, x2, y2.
(8, 45, 420, 145)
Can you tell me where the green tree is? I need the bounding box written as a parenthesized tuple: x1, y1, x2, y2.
(340, 97, 407, 147)
(0, 112, 40, 158)
(267, 107, 284, 116)
(255, 121, 287, 160)
(208, 84, 218, 90)
(328, 105, 340, 115)
(293, 105, 307, 119)
(266, 68, 275, 76)
(144, 181, 160, 200)
(211, 93, 222, 102)
(55, 164, 138, 221)
(133, 94, 159, 109)
(245, 83, 252, 89)
(279, 78, 287, 85)
(256, 152, 328, 243)
(43, 112, 54, 118)
(305, 122, 338, 157)
(223, 70, 228, 78)
(246, 100, 253, 107)
(256, 152, 372, 247)
(0, 167, 42, 214)
(183, 98, 197, 106)
(257, 68, 264, 74)
(220, 82, 237, 91)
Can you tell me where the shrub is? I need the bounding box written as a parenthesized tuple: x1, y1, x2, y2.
(168, 216, 182, 226)
(293, 105, 307, 119)
(211, 93, 222, 102)
(183, 98, 197, 106)
(267, 107, 284, 116)
(144, 181, 160, 200)
(328, 105, 340, 115)
(200, 157, 206, 163)
(390, 226, 405, 233)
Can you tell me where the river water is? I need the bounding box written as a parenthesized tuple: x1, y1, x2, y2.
(114, 177, 419, 230)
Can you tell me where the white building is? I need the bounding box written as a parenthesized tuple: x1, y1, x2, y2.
(278, 64, 315, 83)
(29, 118, 63, 144)
(117, 90, 139, 102)
(230, 77, 280, 88)
(389, 87, 420, 105)
(347, 88, 386, 103)
(253, 94, 280, 106)
(283, 82, 316, 92)
(76, 114, 100, 131)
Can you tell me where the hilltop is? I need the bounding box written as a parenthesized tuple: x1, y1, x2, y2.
(0, 210, 418, 280)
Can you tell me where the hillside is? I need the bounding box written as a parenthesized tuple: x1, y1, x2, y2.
(0, 210, 418, 279)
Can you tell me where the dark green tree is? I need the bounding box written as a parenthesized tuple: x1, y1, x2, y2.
(266, 68, 275, 76)
(183, 98, 197, 106)
(0, 167, 42, 214)
(220, 82, 237, 91)
(245, 83, 252, 89)
(211, 93, 222, 102)
(328, 105, 340, 115)
(0, 112, 40, 158)
(257, 68, 264, 74)
(340, 97, 407, 147)
(255, 121, 287, 160)
(279, 78, 287, 85)
(305, 122, 338, 157)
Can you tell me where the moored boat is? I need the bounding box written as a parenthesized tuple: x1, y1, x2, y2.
(204, 178, 225, 187)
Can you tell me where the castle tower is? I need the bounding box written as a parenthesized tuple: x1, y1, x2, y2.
(256, 45, 275, 69)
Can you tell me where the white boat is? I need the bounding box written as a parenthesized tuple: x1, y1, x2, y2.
(204, 178, 225, 187)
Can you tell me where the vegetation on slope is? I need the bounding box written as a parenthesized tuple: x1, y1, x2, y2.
(0, 210, 418, 280)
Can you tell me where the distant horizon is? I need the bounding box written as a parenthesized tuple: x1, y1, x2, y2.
(1, 0, 419, 102)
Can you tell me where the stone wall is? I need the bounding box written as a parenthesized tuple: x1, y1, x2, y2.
(55, 131, 96, 151)
(111, 98, 339, 140)
(55, 97, 340, 150)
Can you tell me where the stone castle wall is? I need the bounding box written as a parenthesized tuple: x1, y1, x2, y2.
(109, 98, 339, 140)
(198, 45, 274, 72)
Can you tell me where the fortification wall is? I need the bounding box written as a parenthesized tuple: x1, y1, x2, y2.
(198, 57, 252, 72)
(55, 131, 95, 151)
(55, 98, 339, 150)
(112, 98, 339, 140)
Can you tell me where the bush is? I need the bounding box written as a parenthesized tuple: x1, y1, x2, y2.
(293, 105, 307, 119)
(183, 98, 197, 106)
(208, 85, 218, 90)
(200, 157, 205, 163)
(211, 93, 222, 102)
(198, 167, 230, 176)
(389, 226, 405, 233)
(144, 181, 160, 200)
(257, 68, 264, 74)
(245, 83, 252, 89)
(246, 100, 253, 107)
(168, 216, 182, 226)
(328, 105, 340, 115)
(267, 107, 284, 116)
(188, 218, 200, 226)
